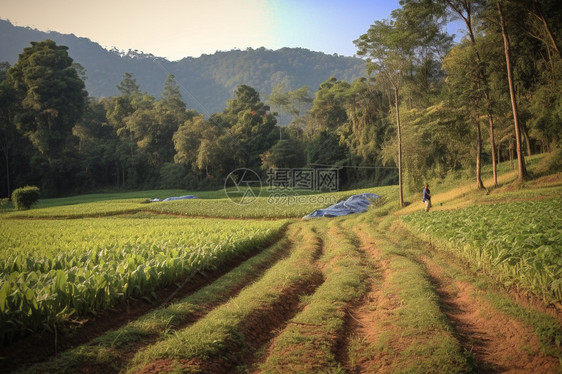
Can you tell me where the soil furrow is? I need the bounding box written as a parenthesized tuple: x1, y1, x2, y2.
(338, 224, 394, 373)
(252, 222, 368, 373)
(130, 225, 325, 374)
(418, 254, 560, 373)
(235, 231, 327, 373)
(141, 271, 325, 374)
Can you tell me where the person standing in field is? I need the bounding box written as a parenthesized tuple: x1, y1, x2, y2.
(422, 184, 431, 212)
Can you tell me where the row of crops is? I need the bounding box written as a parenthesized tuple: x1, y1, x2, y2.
(402, 196, 562, 304)
(0, 216, 287, 343)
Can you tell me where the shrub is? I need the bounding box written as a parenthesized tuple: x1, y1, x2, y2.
(11, 186, 40, 210)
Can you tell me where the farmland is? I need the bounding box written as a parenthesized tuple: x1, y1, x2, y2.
(0, 166, 561, 373)
(402, 196, 562, 303)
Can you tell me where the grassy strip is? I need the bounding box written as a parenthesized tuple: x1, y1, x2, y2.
(395, 154, 550, 215)
(257, 220, 367, 373)
(347, 217, 470, 374)
(2, 198, 146, 219)
(2, 187, 387, 219)
(124, 224, 323, 373)
(15, 227, 295, 374)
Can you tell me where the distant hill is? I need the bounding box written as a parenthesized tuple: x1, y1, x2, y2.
(0, 19, 366, 117)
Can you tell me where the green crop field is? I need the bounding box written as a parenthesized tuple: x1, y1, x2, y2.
(3, 186, 396, 219)
(0, 216, 287, 343)
(1, 168, 561, 373)
(402, 196, 562, 303)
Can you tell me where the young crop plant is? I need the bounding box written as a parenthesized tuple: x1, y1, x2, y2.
(0, 217, 287, 343)
(401, 196, 562, 304)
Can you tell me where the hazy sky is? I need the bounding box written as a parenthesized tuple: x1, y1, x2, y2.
(0, 0, 402, 61)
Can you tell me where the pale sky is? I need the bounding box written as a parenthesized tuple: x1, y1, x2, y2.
(0, 0, 402, 61)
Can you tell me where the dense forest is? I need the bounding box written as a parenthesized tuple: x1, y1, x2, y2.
(0, 0, 561, 199)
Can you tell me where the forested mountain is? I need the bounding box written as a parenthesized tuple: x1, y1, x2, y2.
(0, 19, 365, 115)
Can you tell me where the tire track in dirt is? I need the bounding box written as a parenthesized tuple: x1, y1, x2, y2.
(418, 254, 561, 373)
(337, 223, 399, 374)
(239, 226, 328, 373)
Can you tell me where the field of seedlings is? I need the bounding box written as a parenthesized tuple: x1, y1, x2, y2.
(0, 217, 287, 343)
(0, 170, 561, 373)
(402, 196, 562, 303)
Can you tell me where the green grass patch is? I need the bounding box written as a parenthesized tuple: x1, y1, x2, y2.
(1, 187, 390, 219)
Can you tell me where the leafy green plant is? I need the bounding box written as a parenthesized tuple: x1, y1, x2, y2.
(402, 196, 562, 303)
(0, 217, 287, 343)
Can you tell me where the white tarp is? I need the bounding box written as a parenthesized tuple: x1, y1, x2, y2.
(303, 192, 380, 219)
(148, 195, 198, 202)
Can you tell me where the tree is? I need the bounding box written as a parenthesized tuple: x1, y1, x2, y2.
(160, 74, 186, 113)
(72, 98, 119, 189)
(117, 72, 141, 96)
(307, 77, 350, 136)
(0, 68, 18, 197)
(217, 85, 278, 168)
(338, 78, 387, 164)
(268, 85, 313, 129)
(337, 78, 393, 186)
(355, 19, 415, 207)
(440, 0, 499, 187)
(306, 130, 348, 167)
(7, 40, 87, 166)
(173, 114, 220, 169)
(155, 74, 191, 164)
(260, 138, 306, 170)
(443, 42, 487, 189)
(497, 1, 528, 181)
(524, 0, 561, 59)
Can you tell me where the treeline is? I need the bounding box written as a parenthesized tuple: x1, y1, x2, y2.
(1, 0, 561, 199)
(0, 40, 392, 198)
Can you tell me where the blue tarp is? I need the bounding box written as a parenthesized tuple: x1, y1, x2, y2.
(303, 193, 380, 219)
(148, 195, 198, 202)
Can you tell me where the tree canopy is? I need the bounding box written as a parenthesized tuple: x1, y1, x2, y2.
(0, 1, 560, 198)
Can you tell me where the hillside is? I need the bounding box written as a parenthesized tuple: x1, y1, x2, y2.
(0, 19, 366, 115)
